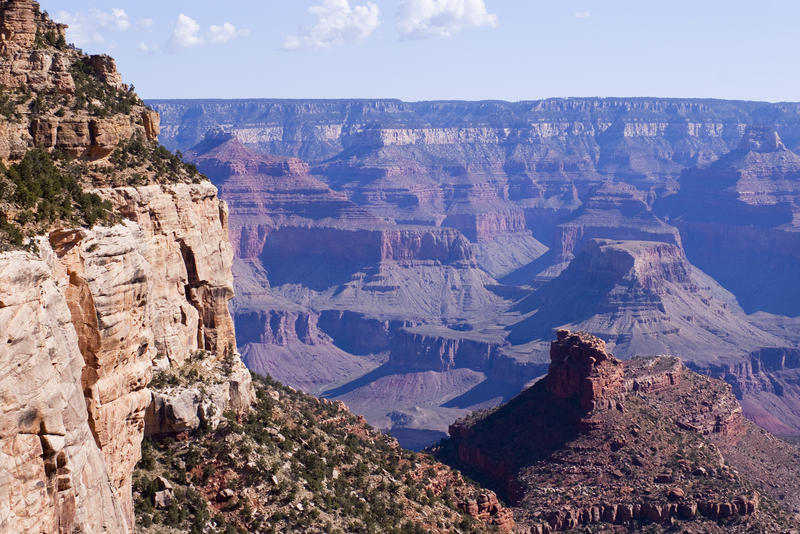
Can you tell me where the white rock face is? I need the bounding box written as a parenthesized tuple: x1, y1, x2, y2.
(0, 182, 253, 532)
(0, 253, 130, 534)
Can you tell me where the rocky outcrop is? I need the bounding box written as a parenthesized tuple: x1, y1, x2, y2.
(523, 493, 760, 533)
(690, 347, 800, 436)
(546, 330, 624, 411)
(442, 208, 527, 242)
(49, 224, 153, 528)
(456, 490, 514, 531)
(390, 329, 499, 372)
(0, 0, 157, 161)
(236, 308, 325, 347)
(145, 357, 254, 436)
(438, 331, 790, 533)
(388, 328, 541, 387)
(317, 309, 411, 355)
(541, 182, 682, 279)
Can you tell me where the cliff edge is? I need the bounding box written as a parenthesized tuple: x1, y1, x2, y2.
(0, 2, 253, 532)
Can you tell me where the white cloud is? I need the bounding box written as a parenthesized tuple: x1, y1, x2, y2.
(208, 22, 250, 44)
(170, 13, 204, 49)
(574, 11, 591, 19)
(397, 0, 498, 39)
(56, 8, 131, 48)
(167, 14, 249, 51)
(283, 0, 381, 50)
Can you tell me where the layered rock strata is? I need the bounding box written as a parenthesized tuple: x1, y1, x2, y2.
(661, 127, 800, 316)
(439, 331, 798, 533)
(0, 0, 158, 160)
(507, 239, 785, 361)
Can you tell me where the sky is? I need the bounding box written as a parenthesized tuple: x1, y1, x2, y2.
(42, 0, 800, 102)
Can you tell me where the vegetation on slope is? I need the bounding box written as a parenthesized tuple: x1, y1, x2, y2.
(0, 149, 114, 249)
(134, 373, 502, 534)
(0, 8, 207, 250)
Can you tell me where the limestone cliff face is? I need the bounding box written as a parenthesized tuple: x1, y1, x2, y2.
(0, 2, 252, 531)
(0, 182, 252, 532)
(0, 252, 129, 534)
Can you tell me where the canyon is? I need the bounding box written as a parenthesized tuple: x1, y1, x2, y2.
(0, 3, 518, 532)
(151, 97, 800, 448)
(0, 0, 798, 532)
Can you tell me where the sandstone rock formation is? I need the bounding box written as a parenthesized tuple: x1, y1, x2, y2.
(0, 2, 253, 531)
(0, 252, 129, 534)
(437, 331, 800, 532)
(0, 182, 253, 532)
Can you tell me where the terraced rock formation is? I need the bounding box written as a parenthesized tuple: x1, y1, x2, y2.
(166, 100, 800, 447)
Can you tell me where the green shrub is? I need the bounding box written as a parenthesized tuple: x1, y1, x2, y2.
(69, 58, 139, 116)
(0, 149, 115, 248)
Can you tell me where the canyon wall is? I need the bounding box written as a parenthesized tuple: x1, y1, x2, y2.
(167, 102, 800, 446)
(0, 3, 253, 529)
(151, 98, 800, 170)
(0, 182, 252, 532)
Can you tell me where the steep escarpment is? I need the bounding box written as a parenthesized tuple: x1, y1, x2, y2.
(660, 127, 800, 316)
(436, 331, 800, 533)
(0, 0, 158, 162)
(1, 185, 252, 533)
(151, 98, 800, 263)
(0, 2, 252, 532)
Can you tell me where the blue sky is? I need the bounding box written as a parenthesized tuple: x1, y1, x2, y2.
(42, 0, 799, 102)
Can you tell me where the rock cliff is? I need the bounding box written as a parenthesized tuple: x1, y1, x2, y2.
(0, 2, 253, 532)
(1, 182, 253, 532)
